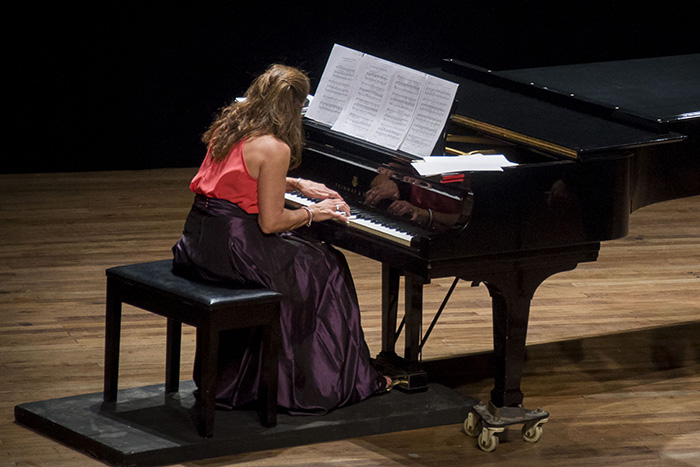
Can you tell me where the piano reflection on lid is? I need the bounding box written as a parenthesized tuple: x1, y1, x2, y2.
(364, 165, 463, 232)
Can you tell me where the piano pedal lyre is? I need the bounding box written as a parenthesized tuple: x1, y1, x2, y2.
(377, 277, 465, 394)
(371, 351, 428, 394)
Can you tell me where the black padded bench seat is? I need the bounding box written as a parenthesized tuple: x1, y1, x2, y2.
(102, 259, 282, 437)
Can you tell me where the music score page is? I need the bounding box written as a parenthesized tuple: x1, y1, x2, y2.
(306, 44, 458, 158)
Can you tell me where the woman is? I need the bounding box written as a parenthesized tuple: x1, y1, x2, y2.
(172, 64, 394, 415)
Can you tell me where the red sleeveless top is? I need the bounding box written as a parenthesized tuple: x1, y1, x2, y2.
(190, 140, 259, 213)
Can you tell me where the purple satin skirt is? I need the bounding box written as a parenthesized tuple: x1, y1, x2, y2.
(172, 195, 383, 415)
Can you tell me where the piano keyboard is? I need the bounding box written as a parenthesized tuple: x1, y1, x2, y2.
(285, 192, 415, 247)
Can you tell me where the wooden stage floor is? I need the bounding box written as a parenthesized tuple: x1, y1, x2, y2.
(1, 168, 699, 466)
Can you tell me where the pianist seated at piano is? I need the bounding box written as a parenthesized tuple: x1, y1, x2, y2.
(172, 64, 399, 416)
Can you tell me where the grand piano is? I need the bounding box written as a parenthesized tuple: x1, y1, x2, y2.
(287, 54, 700, 444)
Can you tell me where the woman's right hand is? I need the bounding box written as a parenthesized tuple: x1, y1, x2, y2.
(297, 179, 342, 200)
(309, 198, 351, 224)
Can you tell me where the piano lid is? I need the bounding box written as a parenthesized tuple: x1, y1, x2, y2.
(434, 59, 689, 161)
(494, 54, 700, 127)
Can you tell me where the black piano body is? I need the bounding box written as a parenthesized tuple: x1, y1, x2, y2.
(288, 54, 700, 410)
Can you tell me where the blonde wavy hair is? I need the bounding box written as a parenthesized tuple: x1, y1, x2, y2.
(202, 64, 310, 168)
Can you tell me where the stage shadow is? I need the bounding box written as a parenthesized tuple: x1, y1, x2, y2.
(422, 320, 700, 397)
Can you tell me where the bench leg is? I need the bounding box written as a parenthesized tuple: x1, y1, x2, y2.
(259, 310, 280, 427)
(103, 281, 122, 403)
(165, 318, 182, 393)
(197, 323, 219, 438)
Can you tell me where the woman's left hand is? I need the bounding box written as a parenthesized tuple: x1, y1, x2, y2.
(297, 179, 342, 200)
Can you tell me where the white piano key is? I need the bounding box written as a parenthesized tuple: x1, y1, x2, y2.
(285, 193, 414, 246)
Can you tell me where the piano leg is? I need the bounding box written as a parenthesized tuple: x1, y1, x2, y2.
(477, 245, 598, 408)
(463, 282, 548, 453)
(461, 267, 575, 451)
(483, 275, 537, 408)
(460, 244, 599, 450)
(380, 264, 400, 354)
(373, 265, 429, 392)
(404, 271, 425, 362)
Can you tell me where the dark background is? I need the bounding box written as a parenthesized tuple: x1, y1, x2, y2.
(7, 1, 699, 174)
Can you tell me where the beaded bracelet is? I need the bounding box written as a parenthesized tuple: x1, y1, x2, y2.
(302, 206, 313, 227)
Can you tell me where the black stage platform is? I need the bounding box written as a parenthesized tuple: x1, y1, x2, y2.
(15, 381, 473, 466)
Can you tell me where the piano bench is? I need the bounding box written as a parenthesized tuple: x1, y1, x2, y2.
(102, 259, 282, 438)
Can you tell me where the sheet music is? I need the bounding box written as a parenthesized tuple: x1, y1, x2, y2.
(332, 54, 395, 139)
(399, 75, 459, 157)
(307, 44, 458, 158)
(366, 65, 426, 150)
(305, 44, 363, 126)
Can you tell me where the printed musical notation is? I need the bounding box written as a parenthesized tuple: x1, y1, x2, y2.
(305, 44, 459, 158)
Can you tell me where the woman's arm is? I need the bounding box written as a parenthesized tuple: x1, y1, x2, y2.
(286, 177, 342, 200)
(248, 137, 350, 233)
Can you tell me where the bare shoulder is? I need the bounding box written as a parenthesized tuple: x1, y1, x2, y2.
(246, 135, 290, 159)
(244, 135, 290, 178)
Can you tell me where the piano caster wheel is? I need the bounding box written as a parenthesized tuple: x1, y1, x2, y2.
(464, 402, 549, 452)
(522, 418, 548, 443)
(477, 427, 503, 452)
(463, 411, 482, 437)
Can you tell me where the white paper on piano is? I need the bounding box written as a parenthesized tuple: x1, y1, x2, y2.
(332, 54, 396, 140)
(411, 154, 517, 176)
(365, 64, 427, 150)
(307, 44, 458, 158)
(305, 44, 363, 126)
(398, 75, 459, 157)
